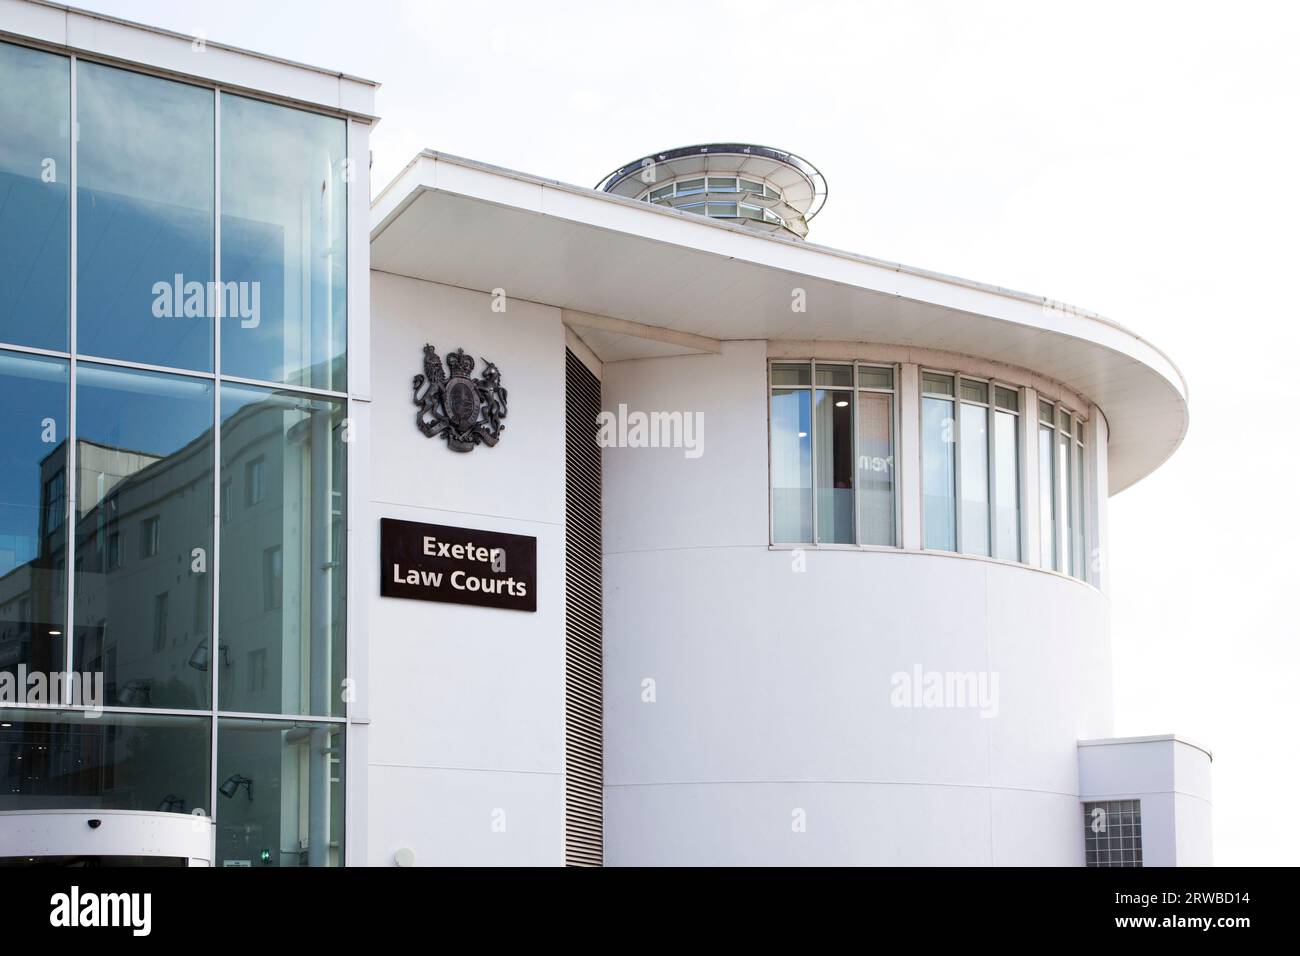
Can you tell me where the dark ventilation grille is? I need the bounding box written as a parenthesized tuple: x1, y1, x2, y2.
(565, 348, 603, 866)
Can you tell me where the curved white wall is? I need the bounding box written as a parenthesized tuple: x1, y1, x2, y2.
(601, 341, 1114, 865)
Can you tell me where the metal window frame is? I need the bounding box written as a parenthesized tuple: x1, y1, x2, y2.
(768, 359, 900, 550)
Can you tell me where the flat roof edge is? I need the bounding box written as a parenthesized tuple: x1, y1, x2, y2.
(3, 0, 379, 119)
(1079, 734, 1214, 762)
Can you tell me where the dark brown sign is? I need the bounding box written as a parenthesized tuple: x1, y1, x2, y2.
(380, 518, 536, 612)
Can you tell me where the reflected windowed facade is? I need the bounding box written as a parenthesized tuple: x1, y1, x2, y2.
(0, 41, 349, 865)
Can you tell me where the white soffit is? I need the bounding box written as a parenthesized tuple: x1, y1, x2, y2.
(371, 151, 1189, 494)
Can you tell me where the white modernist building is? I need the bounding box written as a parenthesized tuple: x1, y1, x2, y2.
(0, 0, 1209, 867)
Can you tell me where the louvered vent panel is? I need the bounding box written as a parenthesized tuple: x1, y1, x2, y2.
(565, 348, 603, 867)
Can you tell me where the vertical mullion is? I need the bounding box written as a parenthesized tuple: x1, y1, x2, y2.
(209, 86, 222, 844)
(63, 54, 77, 705)
(953, 376, 963, 554)
(982, 387, 993, 556)
(810, 362, 819, 545)
(847, 381, 855, 546)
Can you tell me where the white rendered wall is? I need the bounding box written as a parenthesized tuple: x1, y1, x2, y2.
(601, 342, 1114, 865)
(362, 274, 566, 866)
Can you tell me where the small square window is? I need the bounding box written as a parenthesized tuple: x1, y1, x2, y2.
(1083, 800, 1143, 867)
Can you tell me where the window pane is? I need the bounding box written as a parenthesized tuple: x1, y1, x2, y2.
(77, 62, 214, 370)
(707, 177, 737, 192)
(858, 366, 893, 390)
(675, 178, 705, 195)
(994, 409, 1019, 561)
(770, 388, 811, 542)
(960, 379, 988, 404)
(738, 178, 764, 193)
(814, 363, 853, 387)
(959, 402, 990, 556)
(770, 363, 810, 387)
(857, 392, 894, 546)
(1039, 400, 1054, 424)
(72, 364, 214, 710)
(1038, 424, 1056, 569)
(706, 202, 736, 217)
(922, 372, 954, 396)
(216, 717, 343, 867)
(1058, 432, 1073, 576)
(649, 184, 674, 201)
(0, 711, 209, 814)
(220, 384, 346, 716)
(0, 351, 67, 682)
(922, 396, 956, 551)
(815, 389, 854, 543)
(220, 94, 347, 391)
(994, 386, 1018, 412)
(1073, 441, 1087, 579)
(0, 42, 69, 351)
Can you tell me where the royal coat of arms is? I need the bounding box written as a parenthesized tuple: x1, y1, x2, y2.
(412, 345, 507, 452)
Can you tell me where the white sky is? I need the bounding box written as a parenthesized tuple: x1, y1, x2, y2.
(82, 0, 1298, 865)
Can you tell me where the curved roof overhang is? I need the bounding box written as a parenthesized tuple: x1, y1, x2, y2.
(372, 151, 1188, 494)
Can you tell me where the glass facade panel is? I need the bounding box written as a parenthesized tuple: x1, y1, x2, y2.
(993, 409, 1020, 561)
(0, 48, 352, 866)
(76, 62, 214, 370)
(857, 391, 894, 546)
(0, 42, 69, 351)
(0, 351, 68, 682)
(922, 396, 956, 551)
(72, 364, 214, 710)
(220, 384, 346, 717)
(0, 710, 210, 814)
(770, 388, 812, 542)
(959, 401, 990, 556)
(814, 388, 854, 543)
(220, 93, 348, 391)
(216, 717, 344, 867)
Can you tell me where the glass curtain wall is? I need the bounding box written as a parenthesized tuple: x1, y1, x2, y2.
(0, 42, 349, 866)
